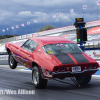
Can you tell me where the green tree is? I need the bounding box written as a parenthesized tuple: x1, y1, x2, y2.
(38, 28, 44, 32)
(0, 35, 18, 39)
(38, 25, 55, 32)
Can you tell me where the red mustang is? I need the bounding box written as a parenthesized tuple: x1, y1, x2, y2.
(5, 36, 99, 89)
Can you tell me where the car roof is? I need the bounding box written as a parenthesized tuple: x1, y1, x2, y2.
(30, 36, 74, 46)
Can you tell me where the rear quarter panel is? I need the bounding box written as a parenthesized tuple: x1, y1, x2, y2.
(32, 45, 59, 71)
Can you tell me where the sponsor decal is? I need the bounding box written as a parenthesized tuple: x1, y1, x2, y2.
(41, 67, 52, 78)
(56, 44, 59, 46)
(38, 49, 41, 53)
(27, 34, 32, 38)
(37, 32, 39, 35)
(93, 52, 96, 54)
(13, 53, 30, 68)
(16, 36, 22, 40)
(0, 55, 8, 60)
(33, 33, 37, 37)
(93, 52, 100, 57)
(21, 58, 27, 63)
(20, 58, 29, 67)
(79, 47, 82, 51)
(12, 53, 15, 58)
(60, 44, 64, 46)
(22, 35, 26, 39)
(47, 51, 53, 54)
(24, 63, 26, 66)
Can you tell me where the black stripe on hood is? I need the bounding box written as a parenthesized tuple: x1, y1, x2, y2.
(55, 54, 74, 64)
(71, 53, 89, 63)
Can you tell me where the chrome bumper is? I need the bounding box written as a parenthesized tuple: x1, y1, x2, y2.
(52, 69, 99, 75)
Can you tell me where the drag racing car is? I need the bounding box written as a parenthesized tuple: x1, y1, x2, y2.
(5, 36, 99, 89)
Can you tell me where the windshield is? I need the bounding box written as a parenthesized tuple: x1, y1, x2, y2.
(43, 43, 82, 55)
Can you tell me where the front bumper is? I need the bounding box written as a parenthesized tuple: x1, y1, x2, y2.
(52, 69, 99, 78)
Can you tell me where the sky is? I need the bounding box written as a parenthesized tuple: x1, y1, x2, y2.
(0, 0, 100, 36)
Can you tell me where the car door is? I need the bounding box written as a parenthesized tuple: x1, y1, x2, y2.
(19, 39, 38, 69)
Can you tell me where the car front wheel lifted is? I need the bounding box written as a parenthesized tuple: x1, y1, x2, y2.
(8, 53, 17, 69)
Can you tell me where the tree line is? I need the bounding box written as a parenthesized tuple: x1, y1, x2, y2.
(38, 25, 55, 32)
(0, 35, 17, 39)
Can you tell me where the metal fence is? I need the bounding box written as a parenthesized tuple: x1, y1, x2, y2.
(84, 41, 100, 51)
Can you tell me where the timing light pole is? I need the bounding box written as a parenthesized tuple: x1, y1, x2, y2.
(74, 18, 87, 52)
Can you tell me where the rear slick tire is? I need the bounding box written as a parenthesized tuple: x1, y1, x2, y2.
(8, 53, 17, 69)
(75, 75, 91, 85)
(32, 66, 47, 89)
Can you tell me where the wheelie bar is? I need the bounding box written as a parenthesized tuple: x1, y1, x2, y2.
(70, 77, 80, 88)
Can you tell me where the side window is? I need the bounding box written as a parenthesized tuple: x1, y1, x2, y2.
(22, 39, 31, 49)
(29, 40, 38, 52)
(22, 39, 38, 52)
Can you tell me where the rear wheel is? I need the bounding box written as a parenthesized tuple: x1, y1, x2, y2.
(8, 53, 17, 69)
(75, 75, 91, 85)
(32, 66, 47, 89)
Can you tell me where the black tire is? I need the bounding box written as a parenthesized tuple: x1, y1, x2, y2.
(32, 66, 47, 89)
(75, 75, 91, 85)
(8, 53, 17, 69)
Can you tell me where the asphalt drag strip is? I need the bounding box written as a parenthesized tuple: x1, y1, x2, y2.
(0, 66, 100, 100)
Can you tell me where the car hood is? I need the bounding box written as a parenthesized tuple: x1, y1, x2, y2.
(51, 52, 96, 65)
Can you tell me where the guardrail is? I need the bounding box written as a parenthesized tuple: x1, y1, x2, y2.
(0, 37, 16, 43)
(0, 19, 100, 43)
(0, 19, 100, 60)
(0, 55, 8, 60)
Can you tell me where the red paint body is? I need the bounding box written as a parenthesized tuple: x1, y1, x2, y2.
(5, 36, 99, 79)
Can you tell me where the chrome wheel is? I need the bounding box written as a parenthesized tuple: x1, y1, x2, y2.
(8, 53, 17, 69)
(33, 71, 39, 85)
(32, 66, 47, 89)
(10, 55, 14, 66)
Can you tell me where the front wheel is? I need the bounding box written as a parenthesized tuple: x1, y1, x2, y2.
(32, 66, 47, 89)
(8, 53, 17, 69)
(75, 75, 91, 85)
